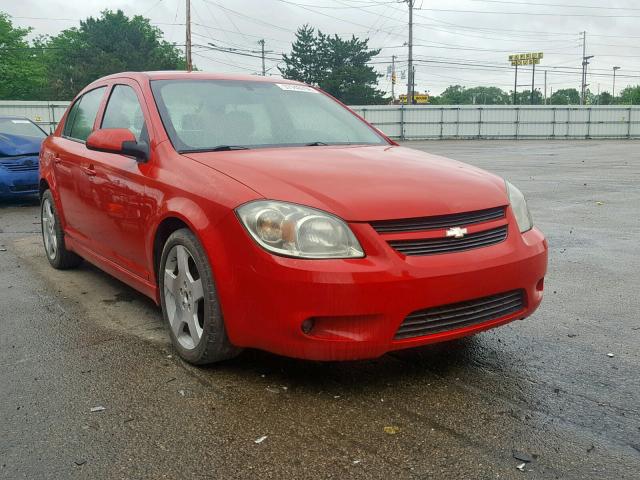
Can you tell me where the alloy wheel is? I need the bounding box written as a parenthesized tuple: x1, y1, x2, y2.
(163, 245, 205, 350)
(42, 197, 58, 260)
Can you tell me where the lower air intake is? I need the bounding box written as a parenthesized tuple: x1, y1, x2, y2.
(395, 290, 525, 339)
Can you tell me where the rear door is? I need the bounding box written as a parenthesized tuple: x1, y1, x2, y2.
(79, 82, 154, 280)
(52, 86, 107, 244)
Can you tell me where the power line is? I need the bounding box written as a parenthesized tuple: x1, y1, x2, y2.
(465, 0, 640, 12)
(415, 7, 640, 19)
(199, 0, 293, 32)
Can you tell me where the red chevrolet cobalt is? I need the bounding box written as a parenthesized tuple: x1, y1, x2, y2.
(39, 72, 547, 364)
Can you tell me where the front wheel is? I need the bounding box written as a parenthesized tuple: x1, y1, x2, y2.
(159, 228, 241, 364)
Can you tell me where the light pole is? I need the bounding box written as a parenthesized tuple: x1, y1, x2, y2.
(613, 66, 621, 99)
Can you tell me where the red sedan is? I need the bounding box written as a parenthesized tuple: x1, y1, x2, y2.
(39, 72, 547, 364)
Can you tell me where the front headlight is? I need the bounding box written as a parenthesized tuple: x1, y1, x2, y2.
(236, 200, 365, 259)
(506, 181, 533, 233)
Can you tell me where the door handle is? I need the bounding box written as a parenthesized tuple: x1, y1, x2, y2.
(81, 165, 96, 177)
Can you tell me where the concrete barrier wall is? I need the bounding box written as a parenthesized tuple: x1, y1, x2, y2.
(351, 105, 640, 140)
(2, 101, 639, 139)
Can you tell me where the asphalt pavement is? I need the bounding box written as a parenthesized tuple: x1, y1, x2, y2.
(1, 140, 639, 479)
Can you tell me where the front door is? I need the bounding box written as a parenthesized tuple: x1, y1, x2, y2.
(79, 82, 154, 281)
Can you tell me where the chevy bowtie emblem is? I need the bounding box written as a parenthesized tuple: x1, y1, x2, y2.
(446, 227, 468, 238)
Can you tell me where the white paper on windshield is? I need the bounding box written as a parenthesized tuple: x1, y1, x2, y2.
(11, 120, 31, 124)
(275, 84, 319, 93)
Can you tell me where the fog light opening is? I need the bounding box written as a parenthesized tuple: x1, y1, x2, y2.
(301, 318, 315, 335)
(536, 278, 545, 291)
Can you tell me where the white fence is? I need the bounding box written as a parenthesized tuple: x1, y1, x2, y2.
(2, 101, 639, 139)
(351, 105, 640, 140)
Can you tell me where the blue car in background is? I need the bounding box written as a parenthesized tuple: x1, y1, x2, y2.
(0, 116, 47, 199)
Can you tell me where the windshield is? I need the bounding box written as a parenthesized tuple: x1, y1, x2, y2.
(0, 118, 47, 139)
(150, 79, 387, 152)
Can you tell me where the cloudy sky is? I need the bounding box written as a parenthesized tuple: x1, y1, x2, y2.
(5, 0, 640, 97)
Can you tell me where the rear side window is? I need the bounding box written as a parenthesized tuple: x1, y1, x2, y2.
(63, 87, 106, 142)
(101, 85, 147, 142)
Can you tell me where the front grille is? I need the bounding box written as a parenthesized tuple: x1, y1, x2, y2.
(395, 290, 525, 339)
(389, 225, 507, 256)
(0, 159, 39, 172)
(370, 207, 505, 234)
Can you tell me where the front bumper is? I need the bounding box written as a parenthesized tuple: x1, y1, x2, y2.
(0, 169, 39, 198)
(211, 212, 548, 361)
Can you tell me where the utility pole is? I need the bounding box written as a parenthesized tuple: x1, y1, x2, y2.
(531, 62, 536, 105)
(613, 66, 621, 98)
(513, 64, 518, 105)
(185, 0, 192, 72)
(579, 32, 595, 105)
(391, 55, 397, 101)
(259, 39, 266, 76)
(582, 55, 594, 104)
(580, 31, 585, 104)
(406, 0, 414, 105)
(544, 70, 547, 105)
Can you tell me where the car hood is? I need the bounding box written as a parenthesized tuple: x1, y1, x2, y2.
(0, 133, 42, 157)
(184, 145, 508, 221)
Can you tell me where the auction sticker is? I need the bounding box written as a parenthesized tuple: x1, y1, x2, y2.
(275, 84, 319, 93)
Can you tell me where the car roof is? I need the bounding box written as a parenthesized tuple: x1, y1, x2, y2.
(94, 71, 304, 85)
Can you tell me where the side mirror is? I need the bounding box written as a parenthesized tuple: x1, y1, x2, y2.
(86, 128, 149, 162)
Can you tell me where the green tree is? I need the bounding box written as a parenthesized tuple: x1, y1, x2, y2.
(430, 85, 509, 105)
(41, 10, 186, 100)
(435, 85, 466, 104)
(280, 25, 385, 105)
(279, 25, 319, 85)
(596, 91, 613, 105)
(549, 88, 580, 105)
(0, 12, 46, 99)
(619, 85, 640, 105)
(512, 90, 543, 105)
(463, 86, 509, 105)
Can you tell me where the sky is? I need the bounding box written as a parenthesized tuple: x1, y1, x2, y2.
(4, 0, 640, 97)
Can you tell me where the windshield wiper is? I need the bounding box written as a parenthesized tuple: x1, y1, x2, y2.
(210, 145, 250, 151)
(304, 141, 329, 146)
(179, 145, 251, 153)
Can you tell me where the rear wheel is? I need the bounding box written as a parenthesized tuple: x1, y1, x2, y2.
(41, 189, 82, 269)
(159, 228, 241, 364)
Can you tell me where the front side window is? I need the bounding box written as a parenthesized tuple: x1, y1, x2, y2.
(63, 87, 106, 142)
(150, 80, 386, 152)
(101, 85, 147, 142)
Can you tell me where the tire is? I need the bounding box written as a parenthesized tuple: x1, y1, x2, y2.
(41, 189, 82, 269)
(159, 228, 241, 364)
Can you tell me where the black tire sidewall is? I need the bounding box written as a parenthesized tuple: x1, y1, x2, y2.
(41, 190, 64, 268)
(159, 228, 236, 364)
